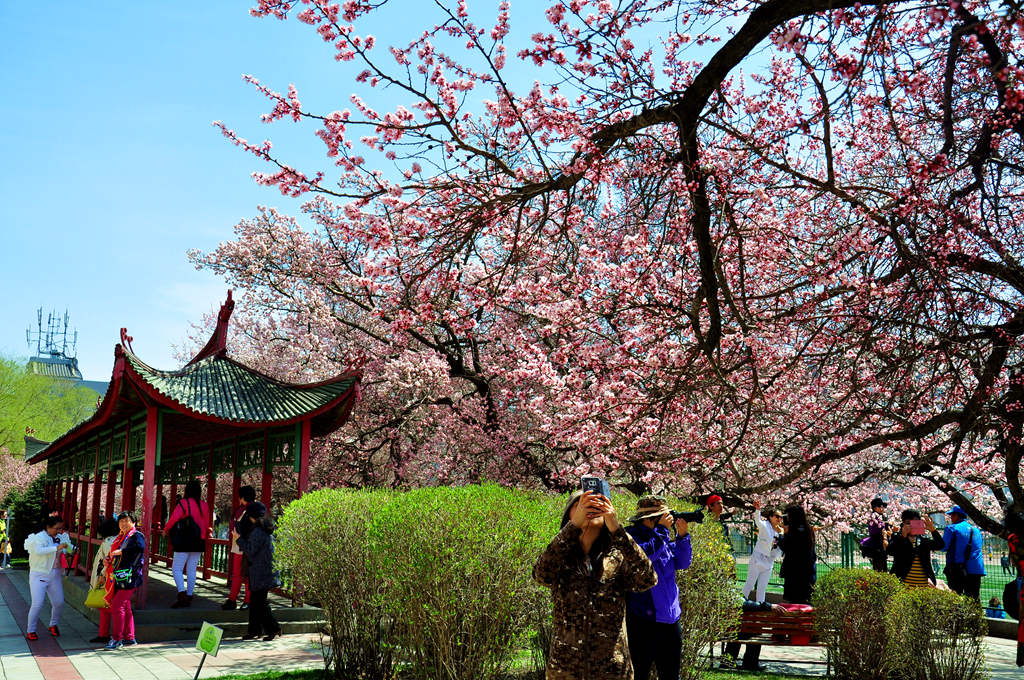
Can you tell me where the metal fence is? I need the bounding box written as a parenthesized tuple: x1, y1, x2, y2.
(728, 520, 1017, 616)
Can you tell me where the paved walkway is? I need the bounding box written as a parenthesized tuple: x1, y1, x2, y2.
(0, 567, 323, 680)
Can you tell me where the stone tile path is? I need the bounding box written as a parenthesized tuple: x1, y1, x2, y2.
(0, 567, 322, 680)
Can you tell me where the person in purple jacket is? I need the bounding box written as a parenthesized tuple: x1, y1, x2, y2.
(624, 495, 693, 680)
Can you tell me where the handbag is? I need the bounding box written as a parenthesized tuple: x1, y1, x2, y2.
(1004, 578, 1021, 620)
(84, 587, 108, 608)
(112, 567, 134, 587)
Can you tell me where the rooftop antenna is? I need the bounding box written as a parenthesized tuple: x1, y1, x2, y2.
(26, 307, 78, 360)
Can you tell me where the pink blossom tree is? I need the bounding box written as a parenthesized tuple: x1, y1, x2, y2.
(193, 0, 1024, 531)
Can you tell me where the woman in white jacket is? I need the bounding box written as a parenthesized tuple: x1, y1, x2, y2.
(742, 501, 783, 602)
(24, 515, 74, 640)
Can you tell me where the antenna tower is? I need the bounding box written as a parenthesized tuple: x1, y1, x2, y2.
(25, 308, 78, 359)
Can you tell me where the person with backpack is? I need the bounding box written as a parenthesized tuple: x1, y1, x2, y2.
(163, 479, 210, 608)
(860, 497, 891, 572)
(942, 505, 985, 601)
(233, 501, 282, 641)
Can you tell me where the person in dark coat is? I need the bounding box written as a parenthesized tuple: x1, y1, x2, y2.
(103, 511, 146, 649)
(777, 505, 816, 604)
(886, 509, 944, 588)
(233, 502, 281, 641)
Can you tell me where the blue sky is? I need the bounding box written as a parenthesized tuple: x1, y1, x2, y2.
(0, 2, 718, 382)
(0, 3, 346, 379)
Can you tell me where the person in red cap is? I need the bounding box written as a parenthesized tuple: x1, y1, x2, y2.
(706, 494, 730, 544)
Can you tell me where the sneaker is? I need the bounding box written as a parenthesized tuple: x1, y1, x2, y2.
(122, 638, 138, 646)
(240, 603, 249, 610)
(25, 632, 38, 641)
(221, 599, 236, 611)
(48, 625, 60, 637)
(104, 639, 123, 650)
(719, 654, 737, 670)
(89, 635, 110, 644)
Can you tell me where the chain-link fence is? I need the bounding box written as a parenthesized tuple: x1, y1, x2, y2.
(727, 519, 1017, 617)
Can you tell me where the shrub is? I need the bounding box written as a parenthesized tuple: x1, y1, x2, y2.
(4, 474, 46, 559)
(276, 488, 398, 680)
(278, 484, 556, 680)
(676, 513, 741, 680)
(812, 568, 903, 680)
(372, 484, 554, 680)
(886, 588, 988, 680)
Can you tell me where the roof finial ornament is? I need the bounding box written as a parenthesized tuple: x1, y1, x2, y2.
(184, 291, 235, 367)
(120, 327, 135, 354)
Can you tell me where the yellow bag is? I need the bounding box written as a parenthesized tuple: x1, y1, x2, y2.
(84, 587, 107, 608)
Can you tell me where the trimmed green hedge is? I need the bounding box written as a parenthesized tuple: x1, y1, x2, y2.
(886, 587, 988, 680)
(814, 568, 989, 680)
(277, 485, 560, 680)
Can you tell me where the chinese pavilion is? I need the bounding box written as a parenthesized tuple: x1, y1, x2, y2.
(25, 292, 360, 607)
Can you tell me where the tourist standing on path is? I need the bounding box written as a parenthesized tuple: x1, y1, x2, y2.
(864, 497, 891, 572)
(777, 505, 816, 604)
(624, 495, 692, 680)
(88, 518, 120, 645)
(104, 511, 146, 650)
(24, 515, 74, 640)
(943, 505, 986, 600)
(223, 485, 255, 610)
(234, 501, 282, 641)
(886, 510, 944, 588)
(0, 510, 11, 569)
(164, 479, 210, 608)
(534, 489, 657, 680)
(743, 501, 783, 602)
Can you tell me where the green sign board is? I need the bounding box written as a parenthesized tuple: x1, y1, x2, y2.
(195, 621, 224, 657)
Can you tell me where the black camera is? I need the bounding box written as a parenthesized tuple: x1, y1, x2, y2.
(670, 510, 704, 524)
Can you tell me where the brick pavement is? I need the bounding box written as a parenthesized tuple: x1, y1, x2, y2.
(0, 567, 323, 680)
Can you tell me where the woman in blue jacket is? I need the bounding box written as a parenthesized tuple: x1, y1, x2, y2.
(624, 495, 692, 680)
(234, 502, 282, 641)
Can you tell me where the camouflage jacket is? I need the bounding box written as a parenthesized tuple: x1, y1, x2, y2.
(533, 523, 657, 680)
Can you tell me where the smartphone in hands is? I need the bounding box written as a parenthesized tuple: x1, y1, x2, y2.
(580, 476, 611, 500)
(909, 519, 927, 536)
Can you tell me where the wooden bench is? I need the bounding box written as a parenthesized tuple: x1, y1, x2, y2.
(716, 609, 831, 672)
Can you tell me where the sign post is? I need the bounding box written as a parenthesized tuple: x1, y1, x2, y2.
(193, 621, 224, 680)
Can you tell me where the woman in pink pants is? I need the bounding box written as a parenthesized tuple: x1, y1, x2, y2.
(103, 511, 146, 650)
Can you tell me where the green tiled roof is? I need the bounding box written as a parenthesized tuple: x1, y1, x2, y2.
(124, 351, 357, 424)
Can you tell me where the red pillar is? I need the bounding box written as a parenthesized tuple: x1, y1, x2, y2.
(122, 467, 136, 513)
(139, 406, 158, 609)
(261, 430, 272, 509)
(105, 468, 117, 519)
(204, 444, 216, 579)
(91, 443, 102, 534)
(298, 419, 311, 497)
(78, 472, 89, 538)
(68, 477, 78, 530)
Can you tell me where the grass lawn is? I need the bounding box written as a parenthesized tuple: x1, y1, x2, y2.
(207, 671, 325, 680)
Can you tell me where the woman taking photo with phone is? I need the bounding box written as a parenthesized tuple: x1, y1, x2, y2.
(886, 509, 944, 588)
(534, 489, 656, 679)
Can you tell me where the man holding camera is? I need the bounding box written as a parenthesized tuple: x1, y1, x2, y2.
(625, 496, 693, 680)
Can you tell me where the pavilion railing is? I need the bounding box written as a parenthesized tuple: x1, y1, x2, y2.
(65, 528, 297, 606)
